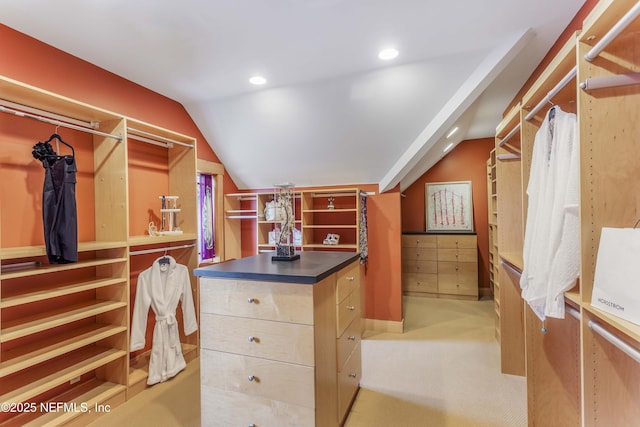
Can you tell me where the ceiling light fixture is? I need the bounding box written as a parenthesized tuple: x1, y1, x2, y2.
(378, 48, 399, 60)
(443, 142, 454, 153)
(446, 127, 459, 139)
(249, 75, 267, 85)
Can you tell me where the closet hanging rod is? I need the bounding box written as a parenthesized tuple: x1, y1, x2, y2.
(584, 1, 640, 62)
(127, 127, 194, 149)
(0, 99, 97, 129)
(566, 305, 581, 321)
(129, 243, 196, 256)
(496, 153, 521, 161)
(500, 259, 522, 277)
(524, 66, 577, 122)
(0, 105, 122, 141)
(580, 72, 640, 91)
(497, 123, 521, 147)
(588, 320, 640, 364)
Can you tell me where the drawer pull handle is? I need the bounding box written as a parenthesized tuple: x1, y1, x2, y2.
(247, 297, 257, 304)
(346, 276, 355, 281)
(248, 336, 258, 343)
(248, 375, 257, 382)
(349, 373, 357, 378)
(348, 335, 356, 341)
(249, 424, 256, 427)
(347, 305, 356, 311)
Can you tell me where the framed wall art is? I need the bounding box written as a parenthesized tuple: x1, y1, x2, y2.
(426, 181, 473, 232)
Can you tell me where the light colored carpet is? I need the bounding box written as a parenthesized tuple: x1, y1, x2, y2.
(345, 296, 527, 427)
(89, 296, 527, 427)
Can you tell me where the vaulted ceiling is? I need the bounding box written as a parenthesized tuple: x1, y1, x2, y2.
(1, 0, 585, 192)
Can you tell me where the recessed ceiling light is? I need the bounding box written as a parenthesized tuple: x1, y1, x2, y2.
(446, 127, 459, 139)
(249, 75, 267, 85)
(443, 142, 454, 153)
(378, 48, 399, 60)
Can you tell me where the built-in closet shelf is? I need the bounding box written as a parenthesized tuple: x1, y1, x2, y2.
(0, 241, 127, 260)
(304, 225, 358, 229)
(1, 277, 127, 308)
(0, 257, 127, 280)
(128, 234, 197, 247)
(4, 379, 127, 427)
(303, 208, 358, 213)
(303, 244, 359, 250)
(128, 343, 198, 385)
(0, 324, 127, 378)
(499, 252, 523, 271)
(583, 303, 640, 343)
(0, 346, 126, 406)
(564, 290, 581, 306)
(1, 300, 127, 342)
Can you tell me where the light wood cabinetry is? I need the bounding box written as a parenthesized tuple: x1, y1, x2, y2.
(224, 188, 363, 258)
(401, 233, 478, 299)
(197, 254, 364, 427)
(0, 75, 198, 425)
(494, 1, 640, 424)
(487, 149, 499, 340)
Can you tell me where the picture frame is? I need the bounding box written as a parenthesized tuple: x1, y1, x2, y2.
(426, 181, 473, 232)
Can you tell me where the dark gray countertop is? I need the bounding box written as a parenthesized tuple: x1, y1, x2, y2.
(194, 251, 360, 284)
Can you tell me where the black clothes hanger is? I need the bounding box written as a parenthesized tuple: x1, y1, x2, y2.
(44, 133, 75, 158)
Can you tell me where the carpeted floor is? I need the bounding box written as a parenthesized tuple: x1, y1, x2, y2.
(89, 296, 527, 427)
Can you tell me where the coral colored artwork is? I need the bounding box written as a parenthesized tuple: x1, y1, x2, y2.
(426, 181, 474, 231)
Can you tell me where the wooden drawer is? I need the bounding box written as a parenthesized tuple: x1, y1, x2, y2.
(200, 278, 314, 324)
(201, 313, 315, 366)
(201, 349, 315, 409)
(337, 286, 360, 337)
(336, 261, 360, 304)
(402, 247, 437, 261)
(437, 276, 477, 296)
(201, 385, 315, 427)
(437, 234, 477, 249)
(338, 341, 361, 422)
(438, 261, 478, 275)
(437, 248, 477, 263)
(402, 234, 436, 248)
(337, 314, 361, 369)
(402, 273, 438, 293)
(402, 259, 438, 274)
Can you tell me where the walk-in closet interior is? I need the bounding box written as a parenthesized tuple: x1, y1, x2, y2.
(1, 0, 640, 426)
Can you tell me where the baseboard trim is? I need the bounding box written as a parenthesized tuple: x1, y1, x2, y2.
(365, 318, 405, 334)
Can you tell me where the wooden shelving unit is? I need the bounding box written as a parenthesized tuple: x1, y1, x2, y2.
(486, 149, 499, 339)
(0, 74, 199, 425)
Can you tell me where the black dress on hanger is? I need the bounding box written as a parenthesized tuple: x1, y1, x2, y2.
(32, 134, 78, 264)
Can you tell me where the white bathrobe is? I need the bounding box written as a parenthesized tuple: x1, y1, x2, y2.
(520, 107, 580, 320)
(130, 256, 198, 385)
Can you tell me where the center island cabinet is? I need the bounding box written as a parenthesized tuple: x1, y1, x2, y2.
(194, 251, 365, 427)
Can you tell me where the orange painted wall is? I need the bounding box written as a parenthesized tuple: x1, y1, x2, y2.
(402, 138, 494, 293)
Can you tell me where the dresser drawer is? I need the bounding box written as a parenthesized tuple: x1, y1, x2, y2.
(437, 248, 477, 263)
(437, 234, 477, 249)
(402, 258, 438, 274)
(338, 341, 361, 422)
(201, 349, 315, 409)
(201, 313, 315, 366)
(402, 273, 438, 293)
(438, 261, 478, 275)
(200, 278, 314, 324)
(437, 277, 477, 296)
(201, 385, 315, 427)
(402, 247, 437, 262)
(337, 287, 360, 337)
(337, 314, 361, 369)
(402, 234, 436, 248)
(336, 261, 360, 304)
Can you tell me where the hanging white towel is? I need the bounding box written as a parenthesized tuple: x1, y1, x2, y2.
(520, 106, 580, 320)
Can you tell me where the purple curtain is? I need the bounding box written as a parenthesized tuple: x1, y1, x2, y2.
(199, 174, 215, 260)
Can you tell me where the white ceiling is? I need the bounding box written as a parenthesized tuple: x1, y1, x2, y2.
(1, 0, 585, 192)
